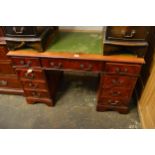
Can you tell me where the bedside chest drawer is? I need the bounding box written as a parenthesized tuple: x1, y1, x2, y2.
(16, 68, 45, 80)
(101, 75, 137, 88)
(0, 46, 9, 60)
(41, 58, 103, 72)
(106, 26, 149, 41)
(11, 57, 41, 68)
(24, 90, 50, 98)
(105, 62, 141, 75)
(0, 75, 21, 89)
(0, 61, 15, 74)
(22, 81, 48, 90)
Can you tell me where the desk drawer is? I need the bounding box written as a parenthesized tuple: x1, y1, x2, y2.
(101, 75, 137, 88)
(41, 58, 103, 72)
(105, 62, 141, 75)
(24, 89, 50, 98)
(106, 26, 148, 41)
(22, 81, 48, 90)
(11, 57, 41, 68)
(98, 97, 128, 106)
(99, 87, 131, 98)
(16, 68, 45, 80)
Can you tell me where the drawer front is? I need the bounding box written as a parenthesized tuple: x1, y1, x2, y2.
(98, 97, 128, 106)
(16, 68, 45, 80)
(0, 75, 21, 89)
(24, 90, 50, 98)
(22, 81, 48, 90)
(105, 63, 141, 75)
(101, 75, 137, 88)
(99, 87, 131, 98)
(11, 57, 41, 68)
(0, 61, 15, 74)
(4, 26, 36, 37)
(0, 46, 9, 60)
(106, 26, 149, 41)
(41, 58, 103, 72)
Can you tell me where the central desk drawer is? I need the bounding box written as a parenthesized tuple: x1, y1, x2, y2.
(41, 58, 103, 72)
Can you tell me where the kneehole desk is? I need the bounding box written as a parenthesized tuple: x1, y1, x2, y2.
(7, 32, 144, 114)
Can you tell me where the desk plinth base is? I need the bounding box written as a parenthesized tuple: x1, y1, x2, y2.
(96, 104, 129, 114)
(26, 97, 54, 107)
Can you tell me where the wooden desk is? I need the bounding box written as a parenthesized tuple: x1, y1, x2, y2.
(7, 32, 144, 114)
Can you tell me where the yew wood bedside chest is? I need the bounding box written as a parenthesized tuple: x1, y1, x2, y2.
(7, 31, 145, 114)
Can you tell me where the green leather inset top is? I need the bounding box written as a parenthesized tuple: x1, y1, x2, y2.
(46, 32, 103, 55)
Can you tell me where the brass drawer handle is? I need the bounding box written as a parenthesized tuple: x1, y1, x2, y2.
(80, 64, 84, 69)
(112, 91, 121, 96)
(32, 92, 41, 97)
(115, 67, 120, 72)
(115, 67, 128, 74)
(25, 69, 34, 79)
(20, 60, 25, 65)
(13, 26, 24, 34)
(80, 64, 92, 71)
(112, 79, 124, 85)
(50, 62, 62, 69)
(19, 60, 32, 67)
(86, 64, 93, 71)
(124, 30, 136, 38)
(124, 68, 128, 72)
(108, 99, 120, 105)
(28, 82, 38, 88)
(0, 80, 8, 86)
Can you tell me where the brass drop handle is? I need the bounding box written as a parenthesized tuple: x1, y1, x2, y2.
(20, 60, 25, 65)
(32, 92, 40, 97)
(57, 63, 62, 68)
(112, 91, 121, 96)
(13, 26, 24, 34)
(80, 64, 84, 69)
(28, 82, 38, 88)
(115, 67, 120, 72)
(50, 62, 62, 69)
(124, 68, 128, 72)
(50, 62, 55, 66)
(124, 30, 136, 38)
(26, 61, 32, 67)
(86, 64, 93, 71)
(108, 100, 119, 105)
(112, 79, 124, 85)
(25, 69, 34, 79)
(0, 80, 8, 86)
(19, 60, 31, 67)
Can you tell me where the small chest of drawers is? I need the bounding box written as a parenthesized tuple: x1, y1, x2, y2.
(0, 26, 23, 94)
(104, 26, 150, 57)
